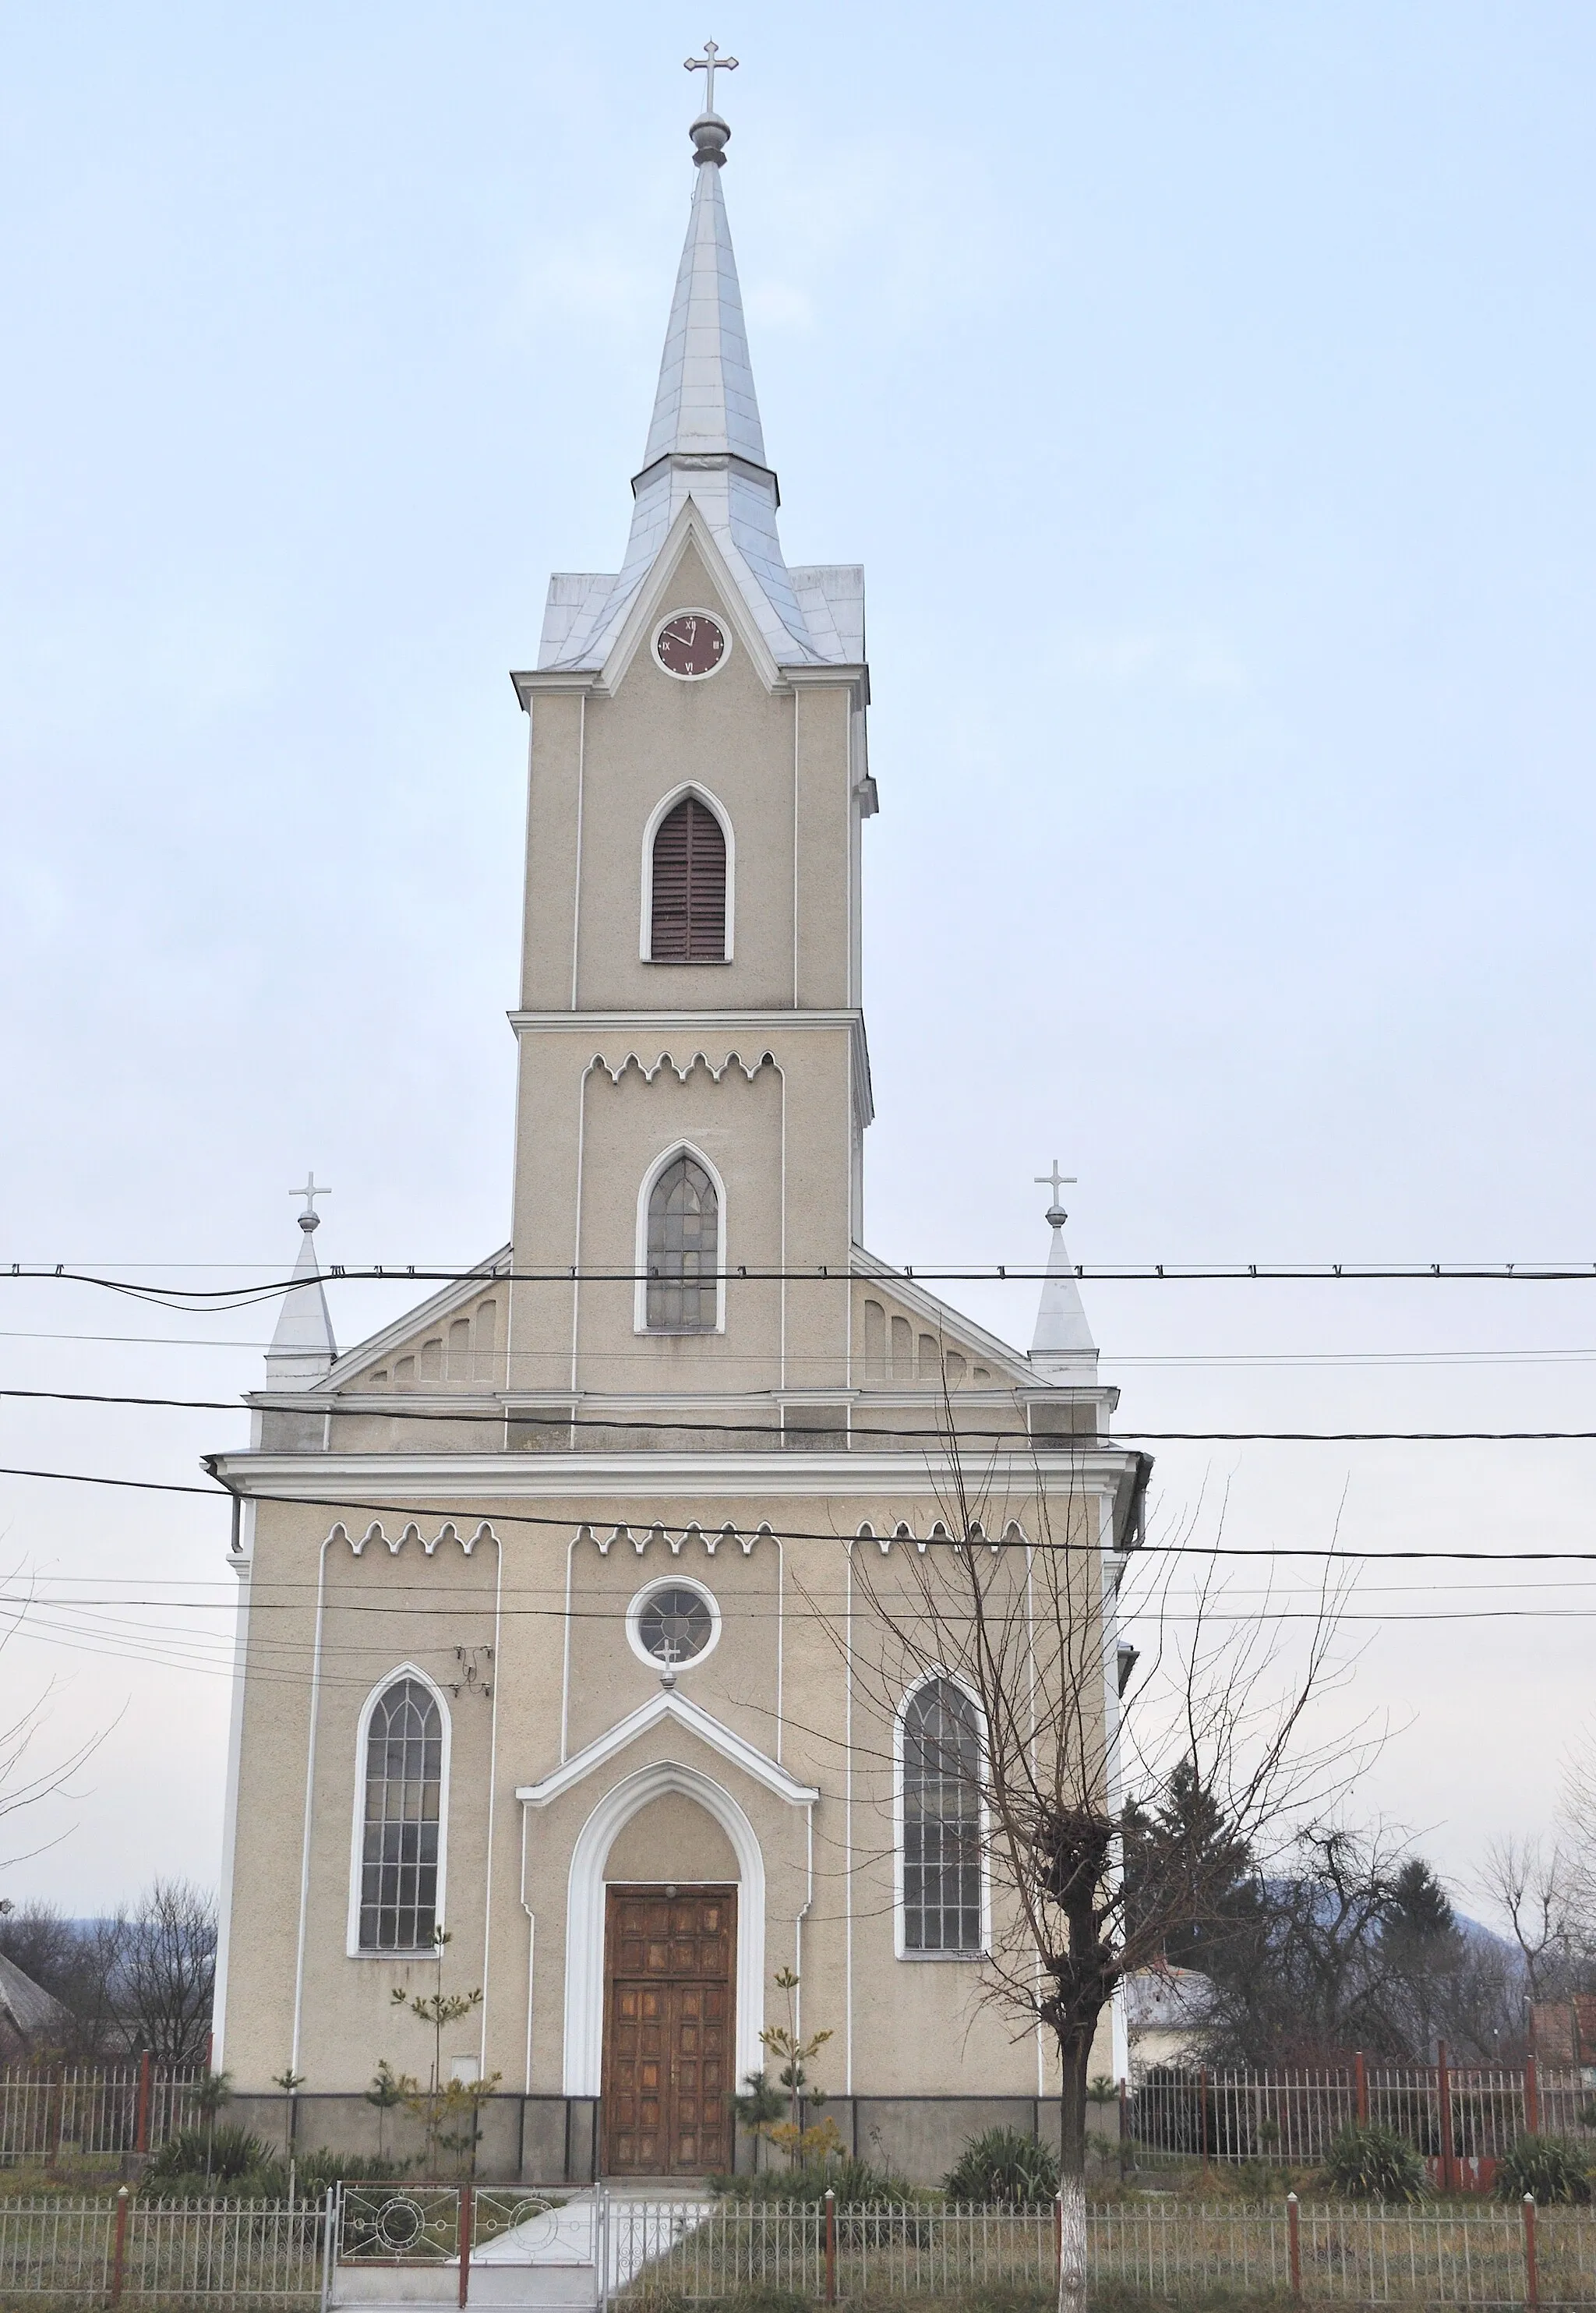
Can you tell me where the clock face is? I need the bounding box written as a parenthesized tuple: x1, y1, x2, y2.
(655, 611, 728, 680)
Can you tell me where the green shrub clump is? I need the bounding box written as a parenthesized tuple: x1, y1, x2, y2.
(945, 2126, 1061, 2207)
(712, 2157, 906, 2208)
(1323, 2123, 1429, 2205)
(142, 2127, 267, 2191)
(1495, 2136, 1593, 2206)
(141, 2128, 402, 2202)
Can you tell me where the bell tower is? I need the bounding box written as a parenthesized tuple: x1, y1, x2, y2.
(507, 68, 874, 1425)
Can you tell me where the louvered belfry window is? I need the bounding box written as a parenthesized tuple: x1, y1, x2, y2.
(646, 1154, 719, 1331)
(650, 795, 727, 962)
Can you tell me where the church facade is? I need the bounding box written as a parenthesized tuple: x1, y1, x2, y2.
(210, 85, 1146, 2185)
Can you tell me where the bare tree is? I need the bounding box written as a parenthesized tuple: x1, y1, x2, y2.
(0, 1579, 114, 1880)
(812, 1435, 1375, 2312)
(1559, 1724, 1596, 1937)
(1480, 1835, 1587, 2004)
(0, 1903, 131, 2063)
(122, 1880, 217, 2068)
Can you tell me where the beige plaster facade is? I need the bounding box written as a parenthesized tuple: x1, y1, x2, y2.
(208, 112, 1146, 2182)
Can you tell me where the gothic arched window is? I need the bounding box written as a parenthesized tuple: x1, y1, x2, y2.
(645, 1153, 720, 1332)
(358, 1676, 443, 1952)
(650, 794, 727, 962)
(900, 1676, 984, 1955)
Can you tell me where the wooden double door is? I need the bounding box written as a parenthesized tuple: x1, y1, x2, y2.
(602, 1885, 736, 2174)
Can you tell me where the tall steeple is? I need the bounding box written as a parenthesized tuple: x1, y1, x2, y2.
(1029, 1162, 1100, 1386)
(641, 106, 767, 471)
(266, 1174, 337, 1387)
(535, 61, 863, 677)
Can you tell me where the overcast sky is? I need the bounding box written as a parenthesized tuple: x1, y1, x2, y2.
(2, 1, 1593, 1923)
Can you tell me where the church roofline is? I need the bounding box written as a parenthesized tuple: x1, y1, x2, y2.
(255, 1245, 511, 1401)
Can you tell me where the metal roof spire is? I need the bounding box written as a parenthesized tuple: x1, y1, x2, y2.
(266, 1173, 337, 1387)
(639, 47, 764, 468)
(532, 53, 864, 676)
(1029, 1161, 1100, 1384)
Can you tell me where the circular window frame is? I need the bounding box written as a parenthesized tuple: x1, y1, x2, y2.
(625, 1575, 722, 1673)
(651, 608, 732, 683)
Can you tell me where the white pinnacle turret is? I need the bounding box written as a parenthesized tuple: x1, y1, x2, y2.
(1029, 1161, 1099, 1385)
(265, 1174, 337, 1387)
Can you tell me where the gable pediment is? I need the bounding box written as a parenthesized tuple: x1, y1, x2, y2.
(302, 1248, 510, 1397)
(516, 1688, 818, 1810)
(852, 1249, 1034, 1392)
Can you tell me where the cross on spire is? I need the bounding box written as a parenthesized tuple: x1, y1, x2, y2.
(684, 39, 738, 116)
(291, 1171, 331, 1231)
(1034, 1159, 1076, 1223)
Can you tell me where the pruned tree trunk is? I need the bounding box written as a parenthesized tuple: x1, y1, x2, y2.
(1057, 2027, 1093, 2313)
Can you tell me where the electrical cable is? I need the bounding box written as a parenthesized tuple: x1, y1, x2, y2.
(5, 1383, 1596, 1449)
(12, 1259, 1596, 1312)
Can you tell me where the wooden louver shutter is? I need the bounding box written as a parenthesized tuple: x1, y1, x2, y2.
(651, 796, 726, 962)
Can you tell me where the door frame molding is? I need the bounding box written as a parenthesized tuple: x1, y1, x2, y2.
(563, 1761, 764, 2094)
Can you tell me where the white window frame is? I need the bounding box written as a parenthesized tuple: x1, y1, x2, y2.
(346, 1663, 453, 1960)
(634, 1141, 728, 1336)
(625, 1574, 723, 1674)
(893, 1669, 990, 1962)
(639, 781, 736, 964)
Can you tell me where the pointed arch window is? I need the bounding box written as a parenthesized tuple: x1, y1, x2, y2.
(899, 1676, 984, 1955)
(358, 1676, 443, 1952)
(645, 1153, 720, 1332)
(650, 794, 727, 962)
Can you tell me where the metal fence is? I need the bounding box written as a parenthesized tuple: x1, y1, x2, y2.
(0, 2061, 205, 2165)
(0, 2191, 330, 2304)
(604, 2193, 1596, 2307)
(5, 2190, 1592, 2307)
(1129, 2055, 1596, 2170)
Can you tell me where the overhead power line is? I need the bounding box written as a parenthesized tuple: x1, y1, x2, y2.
(5, 1379, 1596, 1450)
(10, 1260, 1596, 1314)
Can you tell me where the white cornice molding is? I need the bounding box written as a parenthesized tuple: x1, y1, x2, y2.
(516, 1688, 817, 1810)
(781, 662, 867, 690)
(508, 1008, 863, 1033)
(207, 1446, 1140, 1501)
(510, 669, 602, 705)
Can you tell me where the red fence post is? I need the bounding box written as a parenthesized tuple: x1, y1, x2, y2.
(1354, 2052, 1368, 2127)
(1524, 2054, 1539, 2138)
(1523, 2194, 1538, 2308)
(1287, 2191, 1301, 2303)
(824, 2188, 838, 2304)
(1437, 2042, 1457, 2196)
(458, 2183, 472, 2308)
(111, 2185, 129, 2308)
(133, 2054, 152, 2157)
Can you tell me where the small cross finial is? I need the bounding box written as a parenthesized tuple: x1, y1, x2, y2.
(291, 1172, 330, 1231)
(684, 39, 738, 118)
(1034, 1159, 1076, 1224)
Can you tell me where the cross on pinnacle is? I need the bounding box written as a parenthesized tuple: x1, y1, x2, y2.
(1035, 1159, 1076, 1222)
(684, 39, 738, 116)
(291, 1171, 331, 1229)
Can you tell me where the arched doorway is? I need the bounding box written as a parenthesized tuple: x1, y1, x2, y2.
(563, 1766, 764, 2175)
